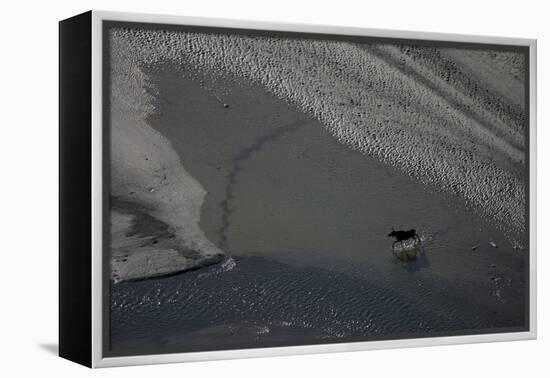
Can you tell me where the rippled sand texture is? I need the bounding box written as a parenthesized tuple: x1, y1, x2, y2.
(111, 28, 527, 241)
(109, 29, 224, 282)
(111, 255, 523, 355)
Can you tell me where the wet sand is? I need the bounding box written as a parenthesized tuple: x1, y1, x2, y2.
(110, 28, 527, 240)
(109, 32, 225, 282)
(107, 64, 527, 355)
(107, 25, 528, 355)
(149, 64, 526, 290)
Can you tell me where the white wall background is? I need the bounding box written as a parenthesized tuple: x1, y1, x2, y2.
(0, 0, 547, 376)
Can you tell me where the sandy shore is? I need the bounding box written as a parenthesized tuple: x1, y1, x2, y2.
(110, 28, 527, 242)
(109, 30, 224, 283)
(107, 26, 527, 285)
(106, 37, 527, 352)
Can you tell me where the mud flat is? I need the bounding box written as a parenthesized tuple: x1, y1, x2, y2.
(106, 64, 528, 354)
(111, 28, 527, 242)
(109, 29, 224, 283)
(145, 65, 526, 315)
(107, 26, 528, 353)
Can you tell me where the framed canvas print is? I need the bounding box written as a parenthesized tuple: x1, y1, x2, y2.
(59, 10, 537, 368)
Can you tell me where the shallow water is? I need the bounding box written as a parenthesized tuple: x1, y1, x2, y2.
(109, 65, 527, 355)
(110, 255, 520, 355)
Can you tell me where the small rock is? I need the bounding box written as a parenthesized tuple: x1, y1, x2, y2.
(129, 191, 135, 195)
(490, 263, 496, 268)
(149, 188, 155, 193)
(471, 245, 478, 251)
(489, 241, 498, 248)
(223, 103, 229, 108)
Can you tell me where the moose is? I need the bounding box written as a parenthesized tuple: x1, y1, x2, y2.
(388, 228, 421, 248)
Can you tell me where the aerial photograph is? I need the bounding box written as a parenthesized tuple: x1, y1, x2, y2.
(106, 23, 528, 356)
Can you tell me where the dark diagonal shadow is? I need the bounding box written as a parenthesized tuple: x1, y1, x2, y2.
(37, 343, 58, 356)
(218, 119, 306, 249)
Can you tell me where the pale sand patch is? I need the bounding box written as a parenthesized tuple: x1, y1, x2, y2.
(109, 32, 224, 283)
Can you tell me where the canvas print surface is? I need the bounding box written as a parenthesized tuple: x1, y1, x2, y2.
(106, 22, 529, 356)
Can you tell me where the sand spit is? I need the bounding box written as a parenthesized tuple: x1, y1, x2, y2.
(111, 28, 527, 241)
(109, 31, 224, 283)
(111, 202, 223, 283)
